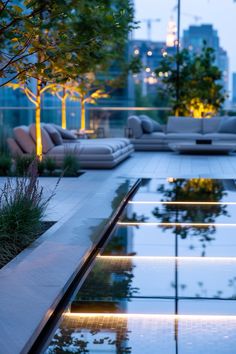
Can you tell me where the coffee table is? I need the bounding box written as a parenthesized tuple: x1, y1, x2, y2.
(168, 142, 236, 154)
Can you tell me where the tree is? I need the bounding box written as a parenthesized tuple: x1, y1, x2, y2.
(155, 44, 226, 118)
(3, 0, 137, 155)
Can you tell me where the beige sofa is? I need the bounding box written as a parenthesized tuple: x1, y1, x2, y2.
(128, 115, 236, 151)
(7, 124, 134, 169)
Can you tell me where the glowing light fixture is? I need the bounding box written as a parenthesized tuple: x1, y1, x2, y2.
(65, 313, 236, 321)
(145, 67, 151, 73)
(147, 50, 153, 56)
(118, 222, 236, 227)
(128, 201, 236, 205)
(134, 49, 139, 55)
(97, 255, 236, 262)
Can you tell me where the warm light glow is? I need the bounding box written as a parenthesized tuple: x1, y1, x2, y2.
(98, 255, 236, 262)
(134, 49, 139, 55)
(144, 77, 158, 85)
(158, 71, 163, 77)
(80, 99, 86, 130)
(145, 67, 151, 73)
(147, 50, 153, 56)
(61, 97, 66, 129)
(166, 17, 177, 47)
(118, 222, 236, 227)
(65, 313, 236, 321)
(189, 98, 216, 118)
(128, 201, 236, 205)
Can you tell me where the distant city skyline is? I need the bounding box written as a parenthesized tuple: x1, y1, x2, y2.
(134, 0, 236, 96)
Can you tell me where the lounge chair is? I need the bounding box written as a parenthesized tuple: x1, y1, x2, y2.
(7, 124, 134, 169)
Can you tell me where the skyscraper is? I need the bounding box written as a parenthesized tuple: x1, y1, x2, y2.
(182, 24, 229, 94)
(232, 73, 236, 106)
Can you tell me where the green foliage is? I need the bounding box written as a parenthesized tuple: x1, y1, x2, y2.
(155, 44, 226, 117)
(0, 154, 12, 176)
(15, 155, 35, 176)
(44, 156, 57, 175)
(0, 161, 57, 268)
(0, 0, 137, 87)
(63, 150, 80, 177)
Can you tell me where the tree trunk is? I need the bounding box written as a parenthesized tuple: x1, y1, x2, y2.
(61, 87, 67, 129)
(35, 80, 42, 159)
(80, 97, 86, 130)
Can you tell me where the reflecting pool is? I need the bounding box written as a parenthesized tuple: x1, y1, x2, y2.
(44, 179, 236, 354)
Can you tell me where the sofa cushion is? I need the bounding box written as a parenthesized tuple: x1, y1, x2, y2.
(13, 126, 35, 154)
(127, 116, 143, 138)
(167, 117, 202, 133)
(166, 133, 203, 140)
(54, 125, 77, 140)
(142, 132, 166, 139)
(140, 115, 163, 133)
(7, 137, 23, 156)
(43, 124, 63, 145)
(218, 117, 236, 134)
(204, 133, 236, 140)
(141, 118, 153, 133)
(202, 117, 222, 134)
(29, 124, 54, 154)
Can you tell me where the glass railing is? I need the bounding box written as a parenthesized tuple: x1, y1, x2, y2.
(0, 106, 172, 144)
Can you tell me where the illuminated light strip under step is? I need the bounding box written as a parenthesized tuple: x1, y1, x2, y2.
(117, 222, 236, 227)
(97, 255, 236, 262)
(65, 313, 236, 321)
(128, 201, 236, 205)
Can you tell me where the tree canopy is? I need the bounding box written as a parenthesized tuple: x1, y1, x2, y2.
(0, 0, 137, 86)
(155, 44, 226, 117)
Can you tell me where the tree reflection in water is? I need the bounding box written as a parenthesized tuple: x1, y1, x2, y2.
(152, 178, 229, 256)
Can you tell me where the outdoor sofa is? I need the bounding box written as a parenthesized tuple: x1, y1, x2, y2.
(7, 124, 134, 168)
(127, 115, 236, 151)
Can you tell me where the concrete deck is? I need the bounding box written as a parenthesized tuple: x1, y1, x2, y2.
(1, 151, 236, 353)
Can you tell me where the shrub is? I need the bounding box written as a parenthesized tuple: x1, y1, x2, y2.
(44, 157, 57, 175)
(63, 147, 80, 176)
(0, 160, 59, 268)
(0, 154, 12, 176)
(15, 155, 35, 176)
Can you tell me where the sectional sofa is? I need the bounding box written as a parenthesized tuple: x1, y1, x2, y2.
(127, 115, 236, 151)
(7, 124, 134, 168)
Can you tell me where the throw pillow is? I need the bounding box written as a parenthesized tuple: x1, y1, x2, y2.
(218, 117, 236, 134)
(44, 124, 63, 145)
(141, 118, 153, 133)
(54, 125, 77, 140)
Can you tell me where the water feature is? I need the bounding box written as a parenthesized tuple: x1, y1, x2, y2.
(43, 178, 236, 354)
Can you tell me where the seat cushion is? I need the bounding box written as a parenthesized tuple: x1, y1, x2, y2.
(166, 133, 203, 140)
(13, 126, 35, 154)
(127, 116, 143, 138)
(7, 138, 23, 156)
(43, 124, 63, 145)
(218, 117, 236, 134)
(202, 117, 222, 134)
(29, 124, 54, 154)
(167, 117, 202, 133)
(204, 133, 236, 140)
(53, 124, 77, 140)
(141, 132, 166, 140)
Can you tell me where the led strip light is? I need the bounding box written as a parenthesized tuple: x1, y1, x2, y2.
(117, 222, 236, 227)
(128, 201, 236, 205)
(97, 255, 236, 262)
(65, 313, 236, 321)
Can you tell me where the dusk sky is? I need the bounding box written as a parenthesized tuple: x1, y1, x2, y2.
(134, 0, 236, 94)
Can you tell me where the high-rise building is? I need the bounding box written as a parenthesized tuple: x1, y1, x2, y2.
(130, 39, 176, 96)
(182, 24, 229, 94)
(232, 73, 236, 106)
